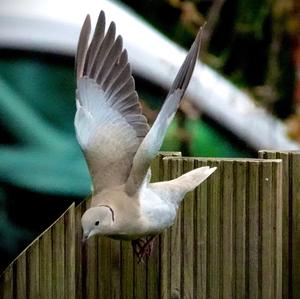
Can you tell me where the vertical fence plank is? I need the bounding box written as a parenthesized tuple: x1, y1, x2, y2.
(52, 212, 65, 299)
(195, 160, 208, 299)
(86, 237, 98, 299)
(235, 161, 247, 298)
(169, 158, 182, 299)
(39, 231, 52, 299)
(27, 239, 40, 298)
(147, 156, 163, 299)
(79, 197, 99, 299)
(146, 233, 160, 299)
(156, 153, 177, 299)
(291, 153, 300, 299)
(65, 203, 76, 299)
(222, 161, 234, 299)
(14, 253, 27, 299)
(121, 240, 134, 299)
(77, 198, 99, 299)
(0, 264, 13, 299)
(75, 200, 86, 299)
(248, 161, 260, 299)
(111, 240, 121, 299)
(133, 246, 147, 299)
(273, 159, 283, 299)
(208, 160, 221, 299)
(260, 161, 277, 299)
(259, 150, 288, 298)
(276, 152, 288, 299)
(161, 158, 172, 299)
(98, 238, 112, 298)
(182, 158, 195, 299)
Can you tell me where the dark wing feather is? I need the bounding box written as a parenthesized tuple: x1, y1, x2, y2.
(126, 27, 203, 194)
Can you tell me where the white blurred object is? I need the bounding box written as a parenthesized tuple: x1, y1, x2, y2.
(0, 0, 298, 150)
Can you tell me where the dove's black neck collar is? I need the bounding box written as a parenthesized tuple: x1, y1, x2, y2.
(97, 204, 115, 222)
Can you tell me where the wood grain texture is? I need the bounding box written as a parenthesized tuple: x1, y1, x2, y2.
(160, 152, 182, 299)
(208, 159, 221, 299)
(86, 236, 98, 299)
(221, 161, 234, 299)
(0, 203, 75, 299)
(248, 161, 260, 299)
(147, 156, 162, 299)
(27, 239, 40, 298)
(0, 154, 284, 299)
(259, 150, 294, 298)
(170, 159, 182, 299)
(75, 200, 86, 299)
(14, 253, 27, 299)
(182, 158, 195, 299)
(120, 240, 134, 299)
(39, 231, 52, 299)
(195, 159, 208, 299)
(52, 214, 65, 299)
(291, 153, 300, 299)
(65, 202, 76, 299)
(0, 264, 13, 299)
(98, 237, 111, 298)
(111, 240, 121, 299)
(235, 161, 247, 298)
(161, 156, 282, 299)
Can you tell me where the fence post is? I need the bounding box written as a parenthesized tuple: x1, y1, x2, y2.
(259, 150, 300, 299)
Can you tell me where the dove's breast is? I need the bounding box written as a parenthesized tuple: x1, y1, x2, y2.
(140, 187, 178, 233)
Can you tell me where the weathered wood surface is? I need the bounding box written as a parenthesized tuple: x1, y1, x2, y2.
(259, 150, 300, 299)
(160, 157, 282, 299)
(0, 203, 75, 299)
(0, 153, 284, 299)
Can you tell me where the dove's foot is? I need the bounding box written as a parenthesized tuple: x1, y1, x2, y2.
(132, 236, 157, 262)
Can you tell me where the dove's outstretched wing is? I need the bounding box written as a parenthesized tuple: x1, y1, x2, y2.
(75, 12, 149, 193)
(126, 27, 203, 195)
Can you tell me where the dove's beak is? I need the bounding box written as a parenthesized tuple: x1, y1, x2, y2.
(82, 233, 89, 243)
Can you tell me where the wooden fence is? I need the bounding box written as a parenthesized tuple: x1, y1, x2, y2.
(1, 150, 299, 298)
(259, 151, 300, 299)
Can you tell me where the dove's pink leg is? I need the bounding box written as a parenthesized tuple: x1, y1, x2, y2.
(131, 236, 157, 262)
(131, 239, 145, 257)
(140, 236, 156, 256)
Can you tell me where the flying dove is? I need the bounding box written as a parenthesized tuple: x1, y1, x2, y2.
(76, 11, 216, 259)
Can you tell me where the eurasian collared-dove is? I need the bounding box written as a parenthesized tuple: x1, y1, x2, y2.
(76, 11, 216, 259)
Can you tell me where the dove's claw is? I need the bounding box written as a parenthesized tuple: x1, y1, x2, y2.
(131, 236, 157, 262)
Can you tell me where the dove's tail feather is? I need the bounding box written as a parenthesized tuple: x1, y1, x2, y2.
(171, 166, 217, 194)
(149, 166, 217, 205)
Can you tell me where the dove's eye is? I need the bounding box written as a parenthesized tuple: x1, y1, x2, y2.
(95, 221, 100, 226)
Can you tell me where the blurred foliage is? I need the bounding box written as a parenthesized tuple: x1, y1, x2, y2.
(162, 118, 250, 157)
(0, 55, 91, 195)
(119, 0, 297, 118)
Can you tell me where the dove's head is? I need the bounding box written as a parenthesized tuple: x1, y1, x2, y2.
(81, 205, 115, 241)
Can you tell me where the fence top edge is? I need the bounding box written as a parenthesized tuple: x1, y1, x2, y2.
(0, 202, 75, 278)
(157, 151, 182, 157)
(162, 156, 282, 163)
(259, 149, 300, 154)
